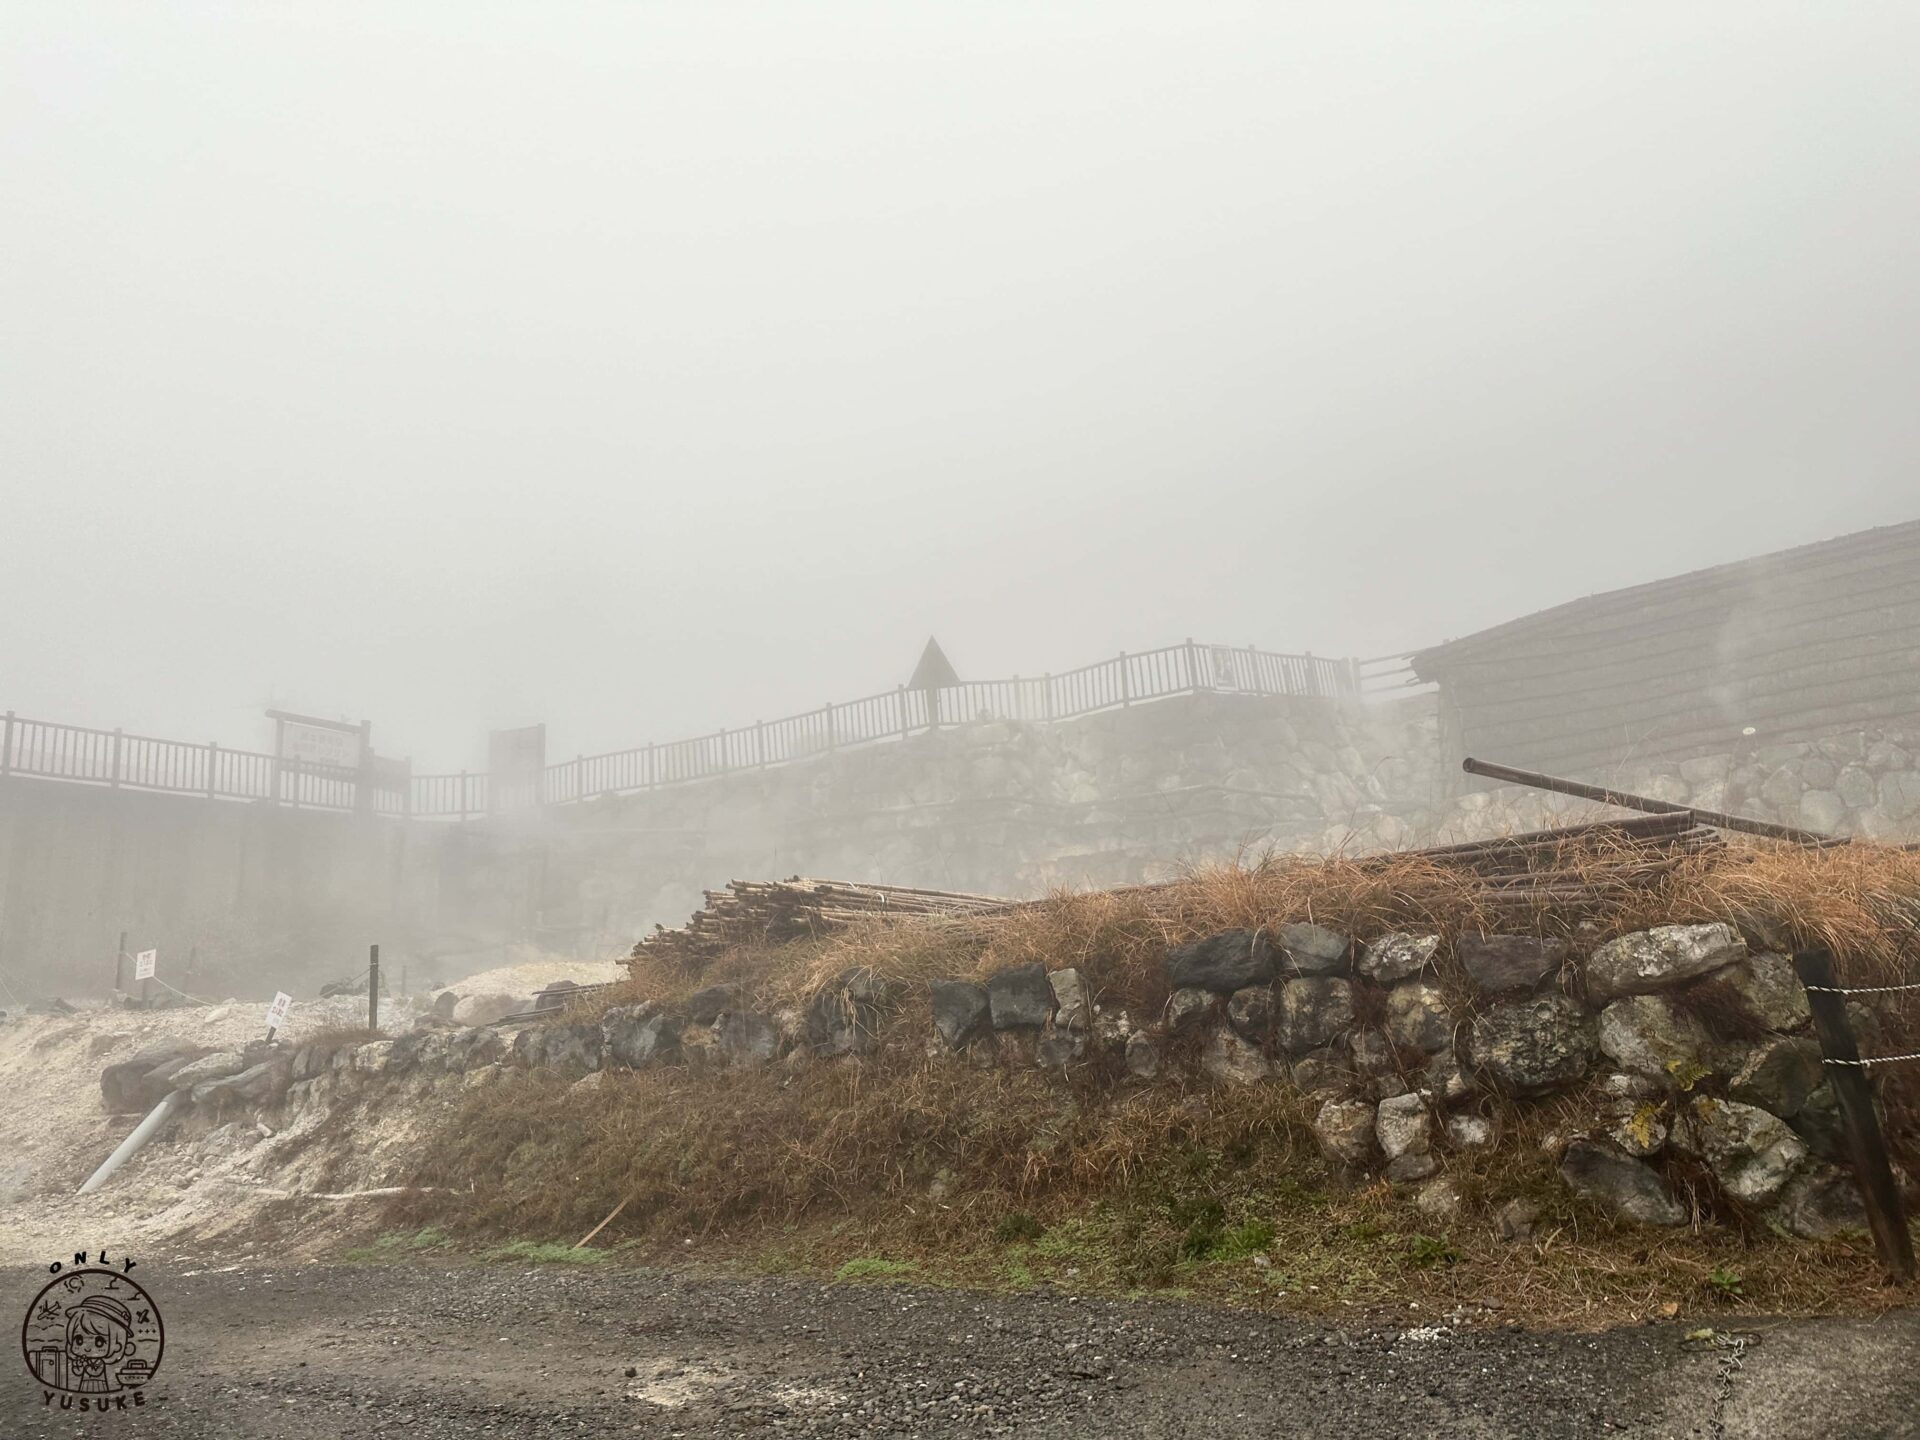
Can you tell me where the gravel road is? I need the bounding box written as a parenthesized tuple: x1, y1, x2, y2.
(1, 1260, 1916, 1437)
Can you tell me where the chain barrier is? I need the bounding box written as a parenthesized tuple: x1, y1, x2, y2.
(1712, 1328, 1758, 1440)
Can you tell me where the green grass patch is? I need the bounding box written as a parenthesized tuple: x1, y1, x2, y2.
(342, 1227, 450, 1262)
(834, 1256, 918, 1283)
(484, 1239, 609, 1265)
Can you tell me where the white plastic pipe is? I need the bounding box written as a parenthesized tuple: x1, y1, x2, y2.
(79, 1090, 184, 1195)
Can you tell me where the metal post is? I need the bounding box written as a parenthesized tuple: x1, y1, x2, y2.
(896, 688, 909, 740)
(114, 930, 127, 994)
(757, 720, 769, 766)
(368, 944, 380, 1031)
(1119, 652, 1131, 707)
(110, 729, 123, 789)
(206, 741, 219, 799)
(1794, 949, 1915, 1283)
(458, 772, 468, 822)
(270, 716, 285, 807)
(575, 755, 585, 803)
(824, 703, 836, 751)
(1, 710, 13, 778)
(1042, 675, 1054, 722)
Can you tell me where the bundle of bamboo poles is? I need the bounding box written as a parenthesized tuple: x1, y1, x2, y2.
(629, 877, 1015, 971)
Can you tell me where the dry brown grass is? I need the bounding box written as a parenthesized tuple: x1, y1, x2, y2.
(388, 1048, 1908, 1325)
(609, 836, 1920, 1032)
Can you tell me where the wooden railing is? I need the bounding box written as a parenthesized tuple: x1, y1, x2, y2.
(0, 641, 1358, 819)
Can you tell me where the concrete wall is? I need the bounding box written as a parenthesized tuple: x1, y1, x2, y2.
(0, 777, 429, 1003)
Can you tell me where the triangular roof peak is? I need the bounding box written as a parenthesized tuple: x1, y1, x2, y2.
(908, 636, 961, 690)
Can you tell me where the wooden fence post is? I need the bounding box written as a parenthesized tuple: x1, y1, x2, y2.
(368, 944, 380, 1031)
(1119, 652, 1131, 707)
(1794, 949, 1915, 1284)
(206, 741, 219, 799)
(1, 711, 13, 778)
(114, 930, 127, 994)
(825, 703, 836, 751)
(110, 729, 123, 789)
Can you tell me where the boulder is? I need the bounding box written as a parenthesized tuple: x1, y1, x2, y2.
(1799, 790, 1848, 833)
(510, 1020, 602, 1074)
(1376, 1092, 1434, 1177)
(1468, 994, 1597, 1095)
(1446, 1113, 1495, 1150)
(807, 969, 892, 1056)
(1165, 987, 1215, 1031)
(1274, 922, 1351, 977)
(1496, 1198, 1541, 1242)
(1414, 1178, 1463, 1221)
(444, 1026, 507, 1071)
(1586, 923, 1746, 1002)
(714, 1010, 781, 1066)
(431, 991, 461, 1021)
(1166, 929, 1276, 993)
(1708, 953, 1811, 1033)
(1200, 1024, 1271, 1085)
(452, 993, 528, 1027)
(1787, 1084, 1849, 1163)
(1728, 1036, 1824, 1118)
(600, 1006, 681, 1069)
(688, 984, 739, 1026)
(930, 980, 991, 1050)
(986, 963, 1054, 1030)
(1771, 1165, 1870, 1240)
(1036, 1029, 1089, 1070)
(1457, 935, 1570, 995)
(1684, 1097, 1808, 1205)
(1597, 994, 1715, 1081)
(1124, 1030, 1161, 1080)
(350, 1040, 396, 1074)
(1312, 1097, 1378, 1168)
(1048, 969, 1091, 1031)
(102, 1040, 207, 1113)
(195, 1057, 292, 1108)
(1226, 986, 1275, 1043)
(1420, 1047, 1474, 1107)
(1559, 1139, 1687, 1226)
(1278, 978, 1356, 1055)
(1384, 981, 1453, 1054)
(1358, 933, 1439, 984)
(1291, 1047, 1360, 1097)
(1604, 1093, 1670, 1158)
(1347, 1027, 1396, 1081)
(167, 1051, 248, 1090)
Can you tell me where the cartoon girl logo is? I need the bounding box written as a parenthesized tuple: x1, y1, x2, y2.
(65, 1295, 133, 1393)
(20, 1264, 164, 1402)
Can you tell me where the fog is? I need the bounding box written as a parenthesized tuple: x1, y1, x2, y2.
(4, 1, 1917, 770)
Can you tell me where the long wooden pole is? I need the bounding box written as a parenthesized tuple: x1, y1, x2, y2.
(1794, 949, 1915, 1284)
(1463, 757, 1838, 845)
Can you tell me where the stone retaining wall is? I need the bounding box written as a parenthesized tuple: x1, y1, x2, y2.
(161, 913, 1896, 1250)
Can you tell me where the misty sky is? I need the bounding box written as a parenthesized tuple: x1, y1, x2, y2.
(4, 3, 1917, 771)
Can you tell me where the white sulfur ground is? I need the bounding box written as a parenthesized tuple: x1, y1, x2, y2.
(0, 948, 629, 1265)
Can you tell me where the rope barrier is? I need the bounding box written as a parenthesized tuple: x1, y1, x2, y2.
(1822, 1051, 1920, 1069)
(1802, 982, 1920, 996)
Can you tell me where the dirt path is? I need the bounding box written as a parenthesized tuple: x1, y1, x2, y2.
(0, 1259, 1915, 1438)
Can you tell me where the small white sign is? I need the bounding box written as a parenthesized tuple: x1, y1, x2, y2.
(265, 992, 293, 1030)
(133, 949, 157, 981)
